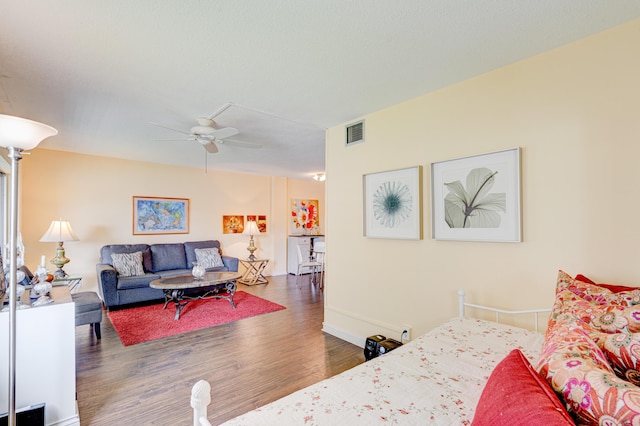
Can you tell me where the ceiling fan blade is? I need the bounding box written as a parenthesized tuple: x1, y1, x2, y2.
(211, 127, 239, 139)
(202, 140, 219, 154)
(219, 138, 262, 149)
(152, 137, 196, 141)
(149, 122, 191, 135)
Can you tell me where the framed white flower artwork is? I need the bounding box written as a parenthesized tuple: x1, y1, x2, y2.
(431, 147, 521, 242)
(363, 166, 423, 240)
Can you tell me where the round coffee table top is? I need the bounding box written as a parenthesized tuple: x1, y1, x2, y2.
(150, 271, 242, 290)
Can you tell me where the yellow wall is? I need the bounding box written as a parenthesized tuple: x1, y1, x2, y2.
(323, 19, 640, 345)
(17, 149, 323, 293)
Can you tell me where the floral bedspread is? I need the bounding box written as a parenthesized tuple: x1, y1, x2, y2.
(222, 317, 545, 425)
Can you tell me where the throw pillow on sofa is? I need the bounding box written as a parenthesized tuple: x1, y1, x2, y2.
(195, 248, 224, 269)
(111, 252, 145, 277)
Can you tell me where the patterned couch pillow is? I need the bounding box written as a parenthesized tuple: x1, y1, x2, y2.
(111, 251, 145, 277)
(195, 248, 224, 269)
(536, 320, 640, 424)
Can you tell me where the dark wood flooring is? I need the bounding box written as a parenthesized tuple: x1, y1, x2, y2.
(75, 274, 364, 425)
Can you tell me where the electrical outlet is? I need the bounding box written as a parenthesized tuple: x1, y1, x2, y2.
(401, 326, 411, 342)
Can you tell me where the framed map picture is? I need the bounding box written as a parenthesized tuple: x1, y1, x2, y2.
(133, 196, 189, 235)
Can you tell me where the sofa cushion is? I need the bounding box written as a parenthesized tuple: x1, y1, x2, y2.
(117, 273, 160, 290)
(473, 349, 573, 425)
(111, 252, 145, 277)
(195, 248, 224, 269)
(184, 240, 222, 266)
(100, 244, 152, 272)
(150, 243, 187, 272)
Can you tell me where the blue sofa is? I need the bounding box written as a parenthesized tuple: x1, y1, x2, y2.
(96, 240, 239, 309)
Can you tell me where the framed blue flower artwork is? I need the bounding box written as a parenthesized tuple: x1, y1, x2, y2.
(431, 147, 521, 242)
(363, 166, 423, 240)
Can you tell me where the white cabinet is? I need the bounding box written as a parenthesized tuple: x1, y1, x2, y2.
(0, 287, 79, 425)
(288, 236, 324, 275)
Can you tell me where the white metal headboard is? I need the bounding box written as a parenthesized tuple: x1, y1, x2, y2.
(457, 289, 551, 332)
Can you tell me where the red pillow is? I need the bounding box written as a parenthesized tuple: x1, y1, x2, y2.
(576, 273, 639, 293)
(472, 349, 574, 426)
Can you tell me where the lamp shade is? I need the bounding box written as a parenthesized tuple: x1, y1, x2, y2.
(243, 220, 260, 236)
(0, 114, 58, 149)
(40, 220, 79, 242)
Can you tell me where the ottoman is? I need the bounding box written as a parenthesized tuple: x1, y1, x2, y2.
(71, 291, 103, 339)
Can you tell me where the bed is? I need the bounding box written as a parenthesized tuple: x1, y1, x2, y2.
(191, 271, 640, 425)
(191, 290, 554, 425)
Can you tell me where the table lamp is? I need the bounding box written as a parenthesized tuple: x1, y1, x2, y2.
(40, 219, 79, 278)
(243, 220, 260, 261)
(0, 113, 57, 426)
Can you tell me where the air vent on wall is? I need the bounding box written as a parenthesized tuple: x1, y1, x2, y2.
(345, 120, 364, 146)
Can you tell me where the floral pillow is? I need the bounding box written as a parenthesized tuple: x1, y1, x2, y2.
(599, 331, 640, 386)
(558, 270, 640, 307)
(536, 319, 640, 424)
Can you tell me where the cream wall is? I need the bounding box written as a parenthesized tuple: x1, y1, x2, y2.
(323, 19, 640, 346)
(17, 149, 323, 294)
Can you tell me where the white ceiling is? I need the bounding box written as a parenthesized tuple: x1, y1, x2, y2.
(1, 1, 639, 180)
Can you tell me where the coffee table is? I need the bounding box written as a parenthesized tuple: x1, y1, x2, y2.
(149, 271, 242, 320)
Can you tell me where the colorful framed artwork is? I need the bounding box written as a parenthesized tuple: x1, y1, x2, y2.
(290, 199, 319, 234)
(247, 215, 267, 233)
(363, 166, 422, 240)
(222, 215, 245, 234)
(133, 196, 189, 235)
(431, 147, 521, 242)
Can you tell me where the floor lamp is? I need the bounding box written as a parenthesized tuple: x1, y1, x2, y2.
(0, 114, 57, 426)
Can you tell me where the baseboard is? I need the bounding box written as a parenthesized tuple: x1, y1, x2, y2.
(48, 402, 80, 426)
(322, 323, 365, 348)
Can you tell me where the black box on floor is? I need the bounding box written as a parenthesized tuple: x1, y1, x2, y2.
(364, 334, 386, 360)
(0, 403, 45, 426)
(376, 338, 403, 356)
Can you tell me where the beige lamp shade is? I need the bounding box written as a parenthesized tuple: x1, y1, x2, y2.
(0, 114, 58, 149)
(40, 220, 79, 242)
(243, 220, 260, 236)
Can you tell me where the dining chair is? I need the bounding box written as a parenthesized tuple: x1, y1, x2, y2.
(296, 244, 322, 287)
(312, 241, 325, 288)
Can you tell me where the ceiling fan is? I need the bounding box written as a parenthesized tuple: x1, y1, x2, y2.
(151, 116, 261, 153)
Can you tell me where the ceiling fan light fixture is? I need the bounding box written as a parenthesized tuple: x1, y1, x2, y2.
(313, 173, 326, 182)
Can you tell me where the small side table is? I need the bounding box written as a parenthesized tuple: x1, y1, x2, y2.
(52, 275, 83, 293)
(238, 259, 269, 286)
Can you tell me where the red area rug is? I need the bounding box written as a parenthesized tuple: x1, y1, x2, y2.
(107, 291, 285, 346)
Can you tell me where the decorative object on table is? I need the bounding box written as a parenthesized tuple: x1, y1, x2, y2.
(191, 262, 206, 280)
(246, 215, 267, 233)
(290, 199, 319, 235)
(243, 220, 260, 260)
(363, 166, 423, 240)
(431, 147, 521, 242)
(0, 113, 57, 426)
(132, 196, 189, 235)
(222, 215, 244, 234)
(0, 254, 6, 302)
(31, 260, 54, 306)
(40, 219, 80, 278)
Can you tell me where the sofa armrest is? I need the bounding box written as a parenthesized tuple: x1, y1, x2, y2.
(221, 256, 239, 272)
(96, 263, 118, 308)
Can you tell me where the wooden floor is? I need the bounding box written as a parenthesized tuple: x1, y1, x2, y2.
(75, 274, 364, 425)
